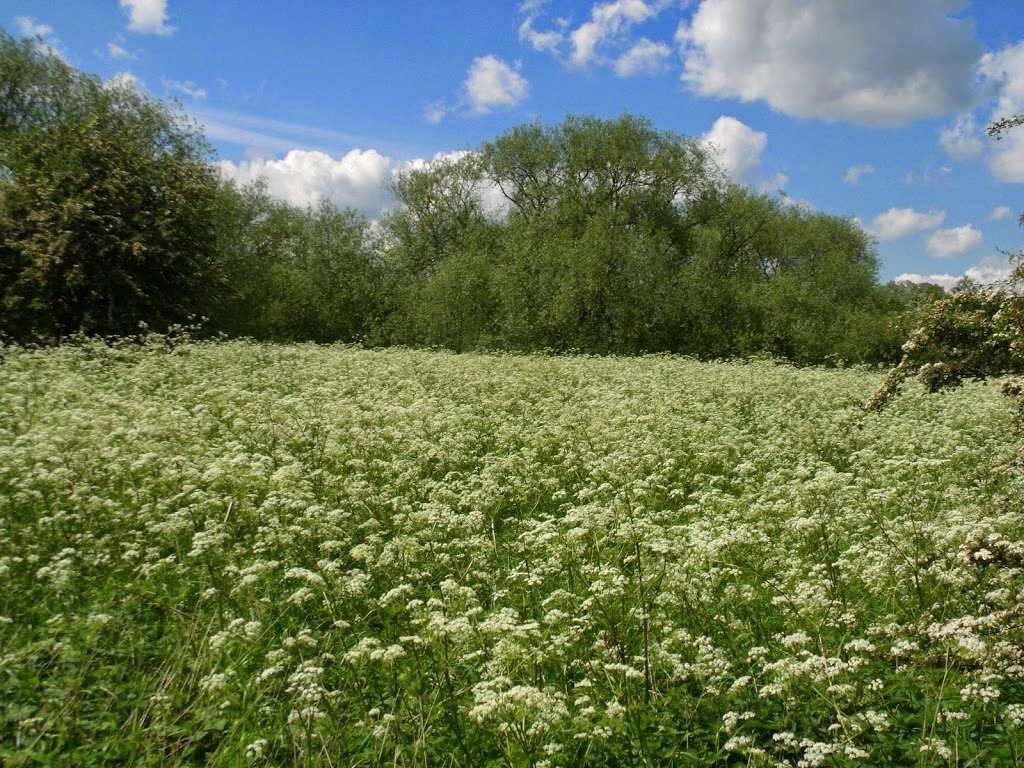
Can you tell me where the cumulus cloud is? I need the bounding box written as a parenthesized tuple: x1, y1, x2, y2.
(395, 150, 474, 176)
(217, 148, 510, 221)
(570, 0, 660, 67)
(979, 40, 1024, 182)
(107, 71, 143, 91)
(14, 16, 65, 59)
(893, 273, 961, 291)
(989, 205, 1013, 222)
(422, 101, 449, 125)
(518, 1, 566, 55)
(926, 224, 983, 258)
(519, 0, 675, 76)
(896, 255, 1014, 291)
(678, 0, 982, 126)
(964, 255, 1015, 283)
(701, 116, 773, 187)
(463, 55, 529, 115)
(843, 164, 874, 185)
(120, 0, 174, 36)
(106, 40, 136, 60)
(614, 38, 671, 77)
(14, 16, 52, 38)
(520, 20, 564, 55)
(217, 149, 393, 217)
(939, 114, 985, 159)
(862, 208, 946, 241)
(162, 77, 206, 101)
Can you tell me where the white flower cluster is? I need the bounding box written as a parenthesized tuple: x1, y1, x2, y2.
(2, 339, 1023, 765)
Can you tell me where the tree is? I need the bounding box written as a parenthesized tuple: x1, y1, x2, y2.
(381, 154, 490, 279)
(0, 31, 225, 341)
(212, 181, 385, 343)
(482, 114, 715, 226)
(377, 114, 907, 361)
(482, 115, 718, 352)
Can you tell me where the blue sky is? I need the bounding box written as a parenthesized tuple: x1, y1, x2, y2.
(5, 0, 1024, 286)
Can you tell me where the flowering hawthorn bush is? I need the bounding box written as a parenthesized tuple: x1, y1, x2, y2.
(869, 259, 1024, 461)
(1, 338, 1023, 766)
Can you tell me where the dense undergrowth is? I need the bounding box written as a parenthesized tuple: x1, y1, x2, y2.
(1, 339, 1022, 766)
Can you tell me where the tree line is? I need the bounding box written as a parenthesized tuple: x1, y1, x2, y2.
(0, 31, 945, 363)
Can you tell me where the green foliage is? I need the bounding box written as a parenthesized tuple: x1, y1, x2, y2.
(0, 32, 224, 342)
(867, 269, 1024, 459)
(382, 153, 491, 279)
(482, 114, 712, 229)
(2, 341, 1023, 765)
(380, 120, 914, 363)
(0, 36, 935, 362)
(211, 182, 386, 343)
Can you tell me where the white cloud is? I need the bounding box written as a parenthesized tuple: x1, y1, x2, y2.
(896, 255, 1014, 290)
(701, 116, 767, 185)
(614, 38, 671, 77)
(422, 101, 449, 125)
(989, 205, 1013, 222)
(570, 0, 660, 67)
(107, 71, 142, 91)
(939, 114, 985, 159)
(988, 124, 1024, 183)
(14, 16, 52, 38)
(980, 40, 1024, 182)
(395, 150, 473, 175)
(107, 40, 136, 60)
(521, 0, 674, 75)
(902, 164, 953, 186)
(463, 55, 529, 115)
(217, 149, 393, 217)
(701, 116, 790, 195)
(777, 191, 814, 212)
(981, 41, 1024, 126)
(518, 2, 566, 56)
(843, 164, 874, 185)
(120, 0, 174, 36)
(965, 255, 1014, 283)
(678, 0, 982, 126)
(926, 224, 983, 258)
(14, 16, 65, 60)
(217, 148, 510, 221)
(863, 208, 946, 241)
(162, 77, 206, 101)
(893, 272, 961, 291)
(519, 19, 565, 54)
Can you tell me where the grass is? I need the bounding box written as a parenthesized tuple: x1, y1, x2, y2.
(1, 337, 1022, 766)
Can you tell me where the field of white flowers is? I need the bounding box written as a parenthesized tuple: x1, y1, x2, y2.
(1, 338, 1022, 766)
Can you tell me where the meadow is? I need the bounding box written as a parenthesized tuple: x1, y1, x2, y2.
(1, 337, 1022, 767)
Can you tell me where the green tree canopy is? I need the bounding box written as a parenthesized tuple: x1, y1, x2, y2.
(0, 31, 224, 342)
